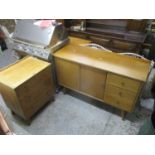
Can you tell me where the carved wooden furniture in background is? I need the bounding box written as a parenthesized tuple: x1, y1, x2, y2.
(69, 36, 91, 45)
(0, 56, 55, 123)
(53, 40, 151, 118)
(64, 19, 151, 53)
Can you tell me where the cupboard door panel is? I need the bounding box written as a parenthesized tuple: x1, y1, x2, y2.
(55, 58, 80, 90)
(80, 66, 107, 100)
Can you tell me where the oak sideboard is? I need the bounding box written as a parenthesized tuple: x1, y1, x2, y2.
(53, 43, 151, 118)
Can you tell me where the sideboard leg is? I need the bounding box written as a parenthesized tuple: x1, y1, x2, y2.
(25, 119, 31, 125)
(121, 110, 126, 120)
(51, 96, 55, 102)
(63, 87, 67, 94)
(11, 111, 15, 115)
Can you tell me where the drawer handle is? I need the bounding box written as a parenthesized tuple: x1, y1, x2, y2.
(119, 92, 122, 96)
(121, 82, 125, 86)
(116, 101, 119, 105)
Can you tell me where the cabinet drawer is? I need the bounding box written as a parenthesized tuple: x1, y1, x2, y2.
(107, 73, 141, 93)
(112, 40, 137, 51)
(104, 84, 137, 112)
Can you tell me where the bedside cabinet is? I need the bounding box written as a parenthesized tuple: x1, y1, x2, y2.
(0, 56, 55, 123)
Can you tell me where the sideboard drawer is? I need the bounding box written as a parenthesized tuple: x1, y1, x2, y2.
(107, 73, 141, 93)
(104, 84, 137, 112)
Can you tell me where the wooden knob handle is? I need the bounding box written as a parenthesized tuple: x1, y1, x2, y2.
(121, 82, 125, 86)
(116, 101, 119, 105)
(119, 92, 122, 96)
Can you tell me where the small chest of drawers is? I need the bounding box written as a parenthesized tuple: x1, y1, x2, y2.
(0, 56, 55, 123)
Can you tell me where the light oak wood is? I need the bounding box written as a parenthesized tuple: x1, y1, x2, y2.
(0, 56, 55, 121)
(53, 44, 151, 118)
(106, 73, 141, 93)
(55, 58, 80, 91)
(69, 36, 91, 45)
(104, 84, 137, 112)
(54, 57, 141, 113)
(0, 56, 50, 89)
(53, 44, 151, 82)
(80, 66, 106, 100)
(0, 84, 23, 117)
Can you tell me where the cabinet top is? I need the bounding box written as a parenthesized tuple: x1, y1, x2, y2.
(53, 44, 151, 82)
(0, 56, 51, 88)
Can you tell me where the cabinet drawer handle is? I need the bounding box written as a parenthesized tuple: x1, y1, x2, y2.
(121, 82, 125, 86)
(116, 101, 119, 105)
(119, 92, 122, 96)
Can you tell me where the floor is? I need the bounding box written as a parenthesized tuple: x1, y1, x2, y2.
(0, 48, 153, 135)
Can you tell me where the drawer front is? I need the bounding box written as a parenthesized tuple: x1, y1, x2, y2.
(112, 40, 137, 51)
(107, 73, 141, 93)
(104, 84, 137, 112)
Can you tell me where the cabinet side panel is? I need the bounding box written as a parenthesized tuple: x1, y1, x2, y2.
(0, 83, 24, 117)
(16, 65, 54, 120)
